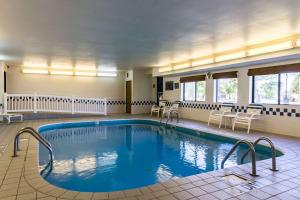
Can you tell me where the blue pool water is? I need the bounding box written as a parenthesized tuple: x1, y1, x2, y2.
(38, 120, 282, 192)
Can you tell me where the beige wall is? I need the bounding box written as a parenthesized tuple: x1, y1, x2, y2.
(131, 70, 153, 114)
(162, 64, 300, 137)
(6, 67, 126, 113)
(7, 67, 125, 99)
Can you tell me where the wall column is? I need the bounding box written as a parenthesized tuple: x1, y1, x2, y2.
(237, 68, 250, 105)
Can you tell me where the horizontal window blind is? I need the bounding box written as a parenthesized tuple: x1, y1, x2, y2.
(212, 71, 238, 79)
(248, 63, 300, 76)
(180, 75, 206, 83)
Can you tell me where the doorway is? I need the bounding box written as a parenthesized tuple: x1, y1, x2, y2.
(157, 77, 163, 104)
(126, 81, 132, 113)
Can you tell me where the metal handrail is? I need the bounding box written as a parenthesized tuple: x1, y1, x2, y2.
(17, 127, 52, 148)
(13, 127, 53, 166)
(241, 136, 278, 171)
(221, 140, 257, 176)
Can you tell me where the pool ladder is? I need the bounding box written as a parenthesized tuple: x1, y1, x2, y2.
(221, 137, 278, 176)
(13, 127, 54, 175)
(160, 110, 179, 127)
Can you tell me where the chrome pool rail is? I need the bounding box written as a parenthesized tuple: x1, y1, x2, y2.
(221, 140, 257, 176)
(13, 127, 54, 166)
(241, 136, 278, 171)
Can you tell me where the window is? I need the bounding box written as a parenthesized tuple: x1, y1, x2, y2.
(252, 72, 300, 105)
(253, 74, 279, 104)
(215, 78, 238, 103)
(196, 81, 205, 101)
(181, 81, 206, 101)
(281, 73, 300, 105)
(184, 82, 195, 101)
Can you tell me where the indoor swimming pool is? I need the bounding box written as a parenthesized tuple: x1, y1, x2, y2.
(38, 120, 282, 192)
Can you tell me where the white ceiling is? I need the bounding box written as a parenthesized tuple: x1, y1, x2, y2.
(0, 0, 300, 70)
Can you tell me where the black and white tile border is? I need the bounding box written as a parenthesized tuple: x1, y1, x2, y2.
(107, 100, 155, 106)
(180, 102, 300, 118)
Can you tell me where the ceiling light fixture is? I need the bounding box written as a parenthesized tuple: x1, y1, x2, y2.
(248, 42, 293, 56)
(23, 62, 48, 68)
(75, 66, 97, 71)
(75, 72, 97, 76)
(295, 40, 300, 47)
(173, 62, 191, 70)
(158, 66, 173, 73)
(51, 65, 73, 69)
(22, 69, 48, 74)
(191, 58, 214, 66)
(97, 72, 117, 77)
(50, 70, 74, 76)
(158, 34, 300, 74)
(215, 51, 246, 62)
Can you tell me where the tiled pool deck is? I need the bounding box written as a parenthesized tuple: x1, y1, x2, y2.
(0, 114, 300, 200)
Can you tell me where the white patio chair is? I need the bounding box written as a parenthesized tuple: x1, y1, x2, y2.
(151, 101, 166, 117)
(208, 103, 233, 128)
(232, 105, 263, 134)
(162, 102, 180, 120)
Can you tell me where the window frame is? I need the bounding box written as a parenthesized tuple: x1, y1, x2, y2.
(251, 72, 300, 105)
(181, 81, 206, 102)
(215, 78, 238, 103)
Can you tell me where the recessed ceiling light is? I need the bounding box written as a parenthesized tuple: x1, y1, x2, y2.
(248, 42, 293, 56)
(191, 58, 214, 66)
(97, 72, 117, 77)
(50, 71, 74, 76)
(51, 65, 73, 69)
(158, 66, 173, 73)
(75, 72, 97, 76)
(215, 52, 246, 62)
(173, 63, 190, 70)
(22, 69, 48, 74)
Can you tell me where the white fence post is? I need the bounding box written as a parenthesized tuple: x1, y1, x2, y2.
(3, 93, 7, 114)
(104, 98, 107, 115)
(33, 93, 37, 113)
(72, 95, 75, 114)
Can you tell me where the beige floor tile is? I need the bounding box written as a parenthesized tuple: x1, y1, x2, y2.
(75, 192, 93, 200)
(92, 192, 109, 200)
(172, 191, 193, 200)
(16, 192, 36, 200)
(59, 190, 79, 199)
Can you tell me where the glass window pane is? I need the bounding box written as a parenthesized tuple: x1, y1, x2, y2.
(217, 78, 238, 103)
(180, 83, 184, 101)
(254, 74, 278, 104)
(184, 82, 195, 101)
(280, 72, 300, 105)
(196, 81, 206, 101)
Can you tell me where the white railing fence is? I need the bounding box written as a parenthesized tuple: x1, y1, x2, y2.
(3, 93, 107, 115)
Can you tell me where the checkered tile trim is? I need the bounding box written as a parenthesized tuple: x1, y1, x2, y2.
(178, 101, 300, 118)
(131, 101, 155, 106)
(107, 100, 155, 106)
(107, 100, 126, 105)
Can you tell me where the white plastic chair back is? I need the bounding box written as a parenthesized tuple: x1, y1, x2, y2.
(159, 102, 166, 107)
(247, 108, 261, 117)
(171, 103, 179, 109)
(220, 106, 231, 113)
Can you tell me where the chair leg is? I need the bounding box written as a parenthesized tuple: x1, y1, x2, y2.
(219, 117, 222, 128)
(247, 121, 251, 134)
(232, 120, 236, 131)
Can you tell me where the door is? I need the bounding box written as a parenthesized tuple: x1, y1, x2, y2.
(126, 81, 132, 113)
(157, 77, 163, 104)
